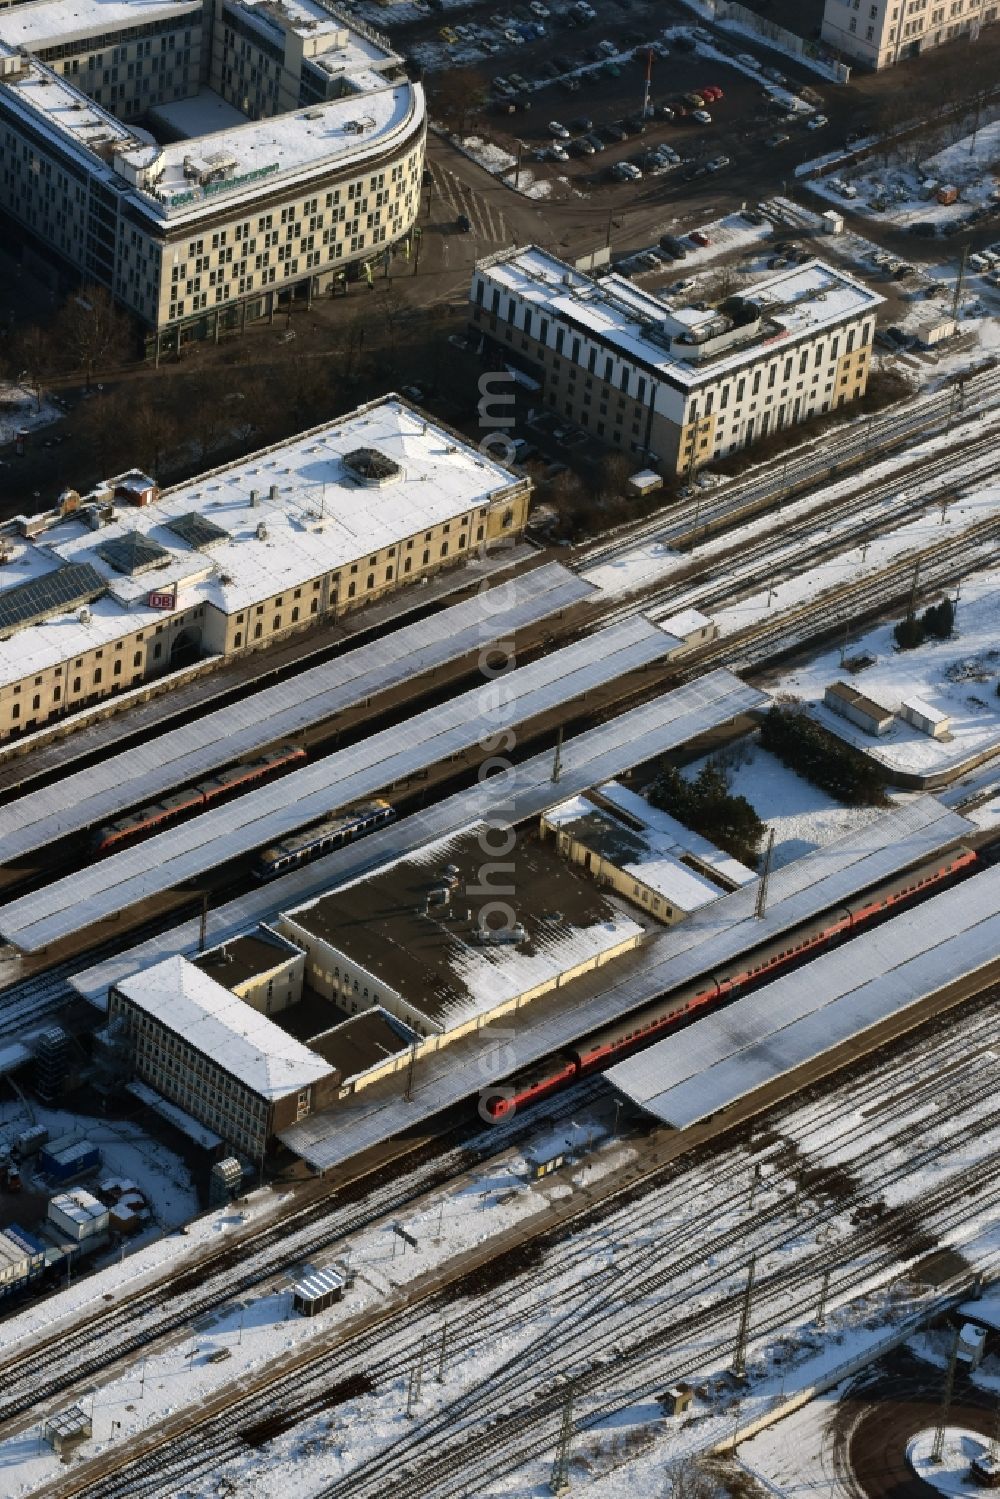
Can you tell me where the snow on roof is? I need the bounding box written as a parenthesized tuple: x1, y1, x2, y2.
(130, 84, 417, 220)
(958, 1293, 1000, 1332)
(49, 1190, 107, 1226)
(113, 955, 331, 1100)
(545, 782, 754, 913)
(0, 398, 521, 690)
(477, 246, 882, 388)
(0, 0, 201, 50)
(596, 781, 757, 889)
(608, 859, 1000, 1128)
(902, 696, 950, 725)
(661, 608, 714, 639)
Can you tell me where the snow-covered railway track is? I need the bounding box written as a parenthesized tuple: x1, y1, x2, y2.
(56, 1005, 1000, 1499)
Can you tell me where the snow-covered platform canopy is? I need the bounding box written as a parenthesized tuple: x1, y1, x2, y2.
(0, 562, 594, 864)
(0, 615, 679, 953)
(70, 669, 767, 1006)
(608, 859, 1000, 1128)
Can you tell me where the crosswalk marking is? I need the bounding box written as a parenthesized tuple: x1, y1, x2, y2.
(428, 162, 509, 242)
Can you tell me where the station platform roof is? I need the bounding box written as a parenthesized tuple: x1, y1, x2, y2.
(0, 562, 594, 864)
(71, 668, 767, 1006)
(275, 796, 972, 1172)
(1, 614, 678, 954)
(608, 860, 1000, 1128)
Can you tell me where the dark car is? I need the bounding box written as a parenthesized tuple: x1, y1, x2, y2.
(741, 207, 765, 225)
(909, 221, 938, 238)
(572, 115, 594, 131)
(656, 103, 676, 121)
(559, 75, 581, 91)
(659, 234, 688, 259)
(584, 132, 606, 151)
(623, 113, 647, 133)
(456, 213, 472, 233)
(603, 121, 628, 141)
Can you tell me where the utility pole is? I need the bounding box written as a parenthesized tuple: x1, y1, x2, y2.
(749, 1160, 762, 1211)
(733, 1253, 757, 1379)
(929, 1329, 961, 1463)
(406, 1336, 425, 1418)
(199, 891, 209, 952)
(816, 1267, 831, 1331)
(436, 1322, 448, 1383)
(551, 726, 563, 784)
(403, 1039, 418, 1103)
(792, 1165, 803, 1218)
(549, 1386, 574, 1494)
(754, 829, 775, 919)
(907, 557, 921, 622)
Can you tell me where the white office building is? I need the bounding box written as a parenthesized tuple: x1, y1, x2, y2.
(0, 0, 426, 345)
(471, 247, 883, 473)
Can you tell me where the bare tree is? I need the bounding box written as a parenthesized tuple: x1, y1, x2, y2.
(51, 284, 135, 388)
(428, 68, 488, 133)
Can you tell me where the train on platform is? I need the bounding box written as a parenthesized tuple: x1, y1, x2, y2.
(483, 844, 978, 1118)
(254, 799, 396, 880)
(93, 743, 306, 852)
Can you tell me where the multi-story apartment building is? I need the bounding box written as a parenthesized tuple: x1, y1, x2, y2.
(0, 0, 426, 345)
(821, 0, 997, 67)
(0, 395, 531, 743)
(470, 247, 883, 475)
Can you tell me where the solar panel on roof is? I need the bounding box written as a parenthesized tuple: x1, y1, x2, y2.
(165, 512, 229, 550)
(95, 531, 172, 576)
(0, 562, 106, 637)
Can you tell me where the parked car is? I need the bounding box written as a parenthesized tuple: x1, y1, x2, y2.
(701, 84, 723, 100)
(656, 103, 676, 121)
(762, 66, 786, 83)
(559, 75, 581, 91)
(439, 26, 459, 43)
(806, 113, 829, 130)
(683, 91, 706, 107)
(691, 108, 712, 124)
(736, 52, 760, 67)
(571, 137, 595, 155)
(492, 75, 514, 95)
(584, 133, 606, 151)
(763, 132, 790, 148)
(530, 1, 550, 16)
(689, 229, 710, 246)
(659, 234, 688, 258)
(456, 213, 472, 232)
(548, 119, 570, 138)
(706, 155, 730, 172)
(597, 38, 618, 56)
(671, 277, 696, 292)
(549, 142, 569, 161)
(571, 115, 594, 131)
(741, 207, 765, 225)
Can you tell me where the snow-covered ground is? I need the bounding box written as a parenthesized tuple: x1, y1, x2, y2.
(807, 114, 1000, 234)
(907, 1427, 996, 1496)
(0, 1098, 198, 1240)
(454, 135, 551, 200)
(770, 563, 1000, 779)
(679, 741, 888, 869)
(0, 385, 62, 448)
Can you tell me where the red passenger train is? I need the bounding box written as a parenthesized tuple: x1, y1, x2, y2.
(483, 845, 978, 1118)
(93, 742, 306, 852)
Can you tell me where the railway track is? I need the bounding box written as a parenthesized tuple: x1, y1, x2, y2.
(0, 1077, 607, 1428)
(47, 994, 1000, 1498)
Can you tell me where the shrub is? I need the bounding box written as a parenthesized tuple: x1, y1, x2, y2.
(759, 706, 890, 807)
(648, 761, 765, 869)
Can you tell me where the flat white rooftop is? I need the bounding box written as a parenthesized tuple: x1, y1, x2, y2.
(0, 0, 201, 51)
(477, 247, 883, 388)
(114, 954, 331, 1099)
(0, 398, 520, 691)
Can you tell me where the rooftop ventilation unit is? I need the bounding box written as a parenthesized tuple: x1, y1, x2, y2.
(342, 447, 402, 486)
(256, 521, 268, 541)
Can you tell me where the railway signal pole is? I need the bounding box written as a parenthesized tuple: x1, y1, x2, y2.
(436, 1323, 448, 1383)
(406, 1336, 425, 1418)
(732, 1253, 757, 1379)
(550, 1386, 574, 1494)
(551, 726, 563, 784)
(929, 1329, 961, 1463)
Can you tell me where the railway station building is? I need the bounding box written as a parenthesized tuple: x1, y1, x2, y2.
(470, 247, 883, 473)
(277, 824, 649, 1087)
(0, 0, 426, 345)
(0, 395, 530, 743)
(821, 0, 998, 69)
(541, 779, 757, 926)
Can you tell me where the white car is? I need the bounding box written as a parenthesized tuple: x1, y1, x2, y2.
(503, 28, 524, 44)
(692, 108, 712, 124)
(806, 113, 829, 130)
(652, 41, 670, 58)
(597, 39, 618, 57)
(550, 142, 569, 161)
(529, 0, 550, 15)
(548, 120, 571, 138)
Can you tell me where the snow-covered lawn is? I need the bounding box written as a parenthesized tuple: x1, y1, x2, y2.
(455, 135, 551, 199)
(680, 741, 888, 870)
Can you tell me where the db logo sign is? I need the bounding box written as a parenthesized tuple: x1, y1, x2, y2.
(147, 589, 176, 609)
